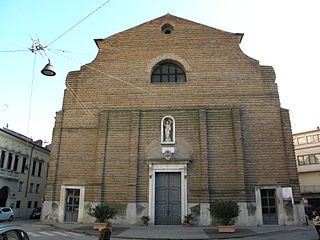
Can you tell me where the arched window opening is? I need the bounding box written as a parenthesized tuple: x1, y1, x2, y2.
(151, 61, 186, 83)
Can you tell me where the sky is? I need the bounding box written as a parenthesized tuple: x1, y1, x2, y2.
(0, 0, 319, 143)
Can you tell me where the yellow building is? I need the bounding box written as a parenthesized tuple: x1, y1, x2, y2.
(293, 128, 320, 214)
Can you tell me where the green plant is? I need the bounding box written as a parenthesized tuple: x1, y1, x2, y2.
(88, 203, 118, 223)
(183, 213, 193, 224)
(141, 216, 150, 225)
(210, 200, 240, 226)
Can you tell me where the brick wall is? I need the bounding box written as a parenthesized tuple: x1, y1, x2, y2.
(45, 14, 300, 207)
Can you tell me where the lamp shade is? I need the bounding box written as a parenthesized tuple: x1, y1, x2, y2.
(41, 61, 56, 76)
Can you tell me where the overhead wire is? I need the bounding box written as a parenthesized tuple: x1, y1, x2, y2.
(1, 0, 111, 53)
(46, 0, 112, 47)
(0, 39, 29, 50)
(1, 0, 177, 126)
(0, 1, 114, 139)
(0, 49, 29, 52)
(48, 48, 157, 96)
(48, 48, 92, 56)
(47, 48, 159, 119)
(0, 0, 114, 124)
(27, 53, 37, 137)
(65, 81, 96, 118)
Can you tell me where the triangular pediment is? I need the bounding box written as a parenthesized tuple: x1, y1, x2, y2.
(95, 14, 243, 47)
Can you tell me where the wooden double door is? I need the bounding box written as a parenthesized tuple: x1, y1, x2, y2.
(155, 172, 181, 225)
(65, 189, 80, 222)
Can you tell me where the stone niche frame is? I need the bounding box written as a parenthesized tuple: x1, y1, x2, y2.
(148, 163, 188, 225)
(161, 116, 175, 145)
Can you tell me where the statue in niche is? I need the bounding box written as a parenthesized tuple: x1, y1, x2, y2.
(163, 118, 172, 142)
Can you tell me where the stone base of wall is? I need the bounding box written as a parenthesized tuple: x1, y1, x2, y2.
(41, 201, 305, 226)
(41, 201, 60, 222)
(236, 201, 305, 226)
(283, 201, 305, 225)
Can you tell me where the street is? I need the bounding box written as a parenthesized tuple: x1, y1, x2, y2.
(4, 220, 320, 240)
(232, 228, 319, 240)
(4, 220, 96, 240)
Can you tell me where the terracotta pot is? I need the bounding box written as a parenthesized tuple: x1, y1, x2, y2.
(218, 225, 235, 233)
(93, 223, 109, 230)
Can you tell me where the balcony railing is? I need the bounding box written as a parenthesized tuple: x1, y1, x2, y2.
(0, 168, 19, 180)
(300, 185, 320, 194)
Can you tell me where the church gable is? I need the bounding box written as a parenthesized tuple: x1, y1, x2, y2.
(95, 14, 242, 49)
(68, 14, 272, 105)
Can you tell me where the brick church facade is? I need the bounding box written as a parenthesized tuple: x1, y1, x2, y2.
(43, 15, 304, 226)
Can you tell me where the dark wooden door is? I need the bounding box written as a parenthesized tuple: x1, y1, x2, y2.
(261, 189, 278, 225)
(155, 173, 181, 225)
(65, 189, 80, 222)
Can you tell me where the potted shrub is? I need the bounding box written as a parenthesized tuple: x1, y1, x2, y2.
(141, 216, 150, 226)
(210, 200, 240, 233)
(88, 203, 117, 229)
(183, 213, 193, 226)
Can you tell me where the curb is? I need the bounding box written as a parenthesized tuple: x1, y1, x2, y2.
(48, 224, 261, 240)
(52, 224, 99, 237)
(31, 222, 313, 240)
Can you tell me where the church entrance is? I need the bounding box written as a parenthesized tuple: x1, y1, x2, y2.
(155, 172, 181, 225)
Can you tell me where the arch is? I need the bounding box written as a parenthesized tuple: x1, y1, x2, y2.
(146, 53, 192, 74)
(0, 186, 9, 207)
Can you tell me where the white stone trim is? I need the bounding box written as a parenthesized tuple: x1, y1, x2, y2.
(161, 147, 175, 154)
(59, 185, 85, 222)
(148, 163, 188, 225)
(255, 185, 284, 225)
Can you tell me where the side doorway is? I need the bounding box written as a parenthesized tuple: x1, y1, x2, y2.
(64, 189, 80, 222)
(261, 189, 278, 225)
(155, 172, 181, 225)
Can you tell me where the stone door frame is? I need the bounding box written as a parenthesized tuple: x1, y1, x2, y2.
(255, 185, 284, 225)
(148, 163, 188, 225)
(58, 185, 85, 222)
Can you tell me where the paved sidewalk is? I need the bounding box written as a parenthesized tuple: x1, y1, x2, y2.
(38, 222, 314, 239)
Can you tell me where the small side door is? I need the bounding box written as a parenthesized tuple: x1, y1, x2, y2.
(64, 189, 80, 222)
(261, 189, 278, 225)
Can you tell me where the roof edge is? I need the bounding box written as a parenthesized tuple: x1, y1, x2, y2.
(94, 13, 243, 45)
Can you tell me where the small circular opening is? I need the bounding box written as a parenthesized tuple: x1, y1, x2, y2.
(161, 23, 174, 35)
